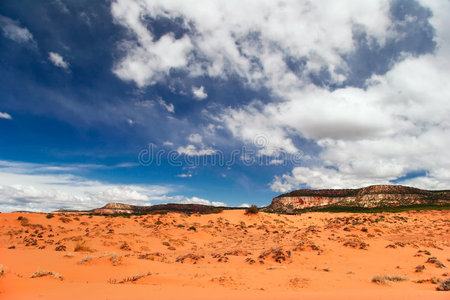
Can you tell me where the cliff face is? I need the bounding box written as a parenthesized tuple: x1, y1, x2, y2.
(92, 203, 135, 214)
(270, 185, 450, 210)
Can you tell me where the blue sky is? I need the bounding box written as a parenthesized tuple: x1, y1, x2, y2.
(0, 0, 449, 212)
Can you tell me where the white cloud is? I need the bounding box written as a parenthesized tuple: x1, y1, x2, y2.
(0, 15, 35, 45)
(177, 144, 216, 156)
(110, 0, 392, 88)
(239, 203, 250, 208)
(0, 112, 12, 120)
(187, 133, 203, 144)
(215, 100, 298, 156)
(188, 0, 450, 192)
(192, 86, 207, 100)
(176, 173, 192, 178)
(180, 196, 226, 207)
(268, 52, 450, 191)
(163, 141, 174, 147)
(157, 98, 175, 113)
(0, 160, 221, 212)
(48, 52, 69, 69)
(111, 0, 192, 87)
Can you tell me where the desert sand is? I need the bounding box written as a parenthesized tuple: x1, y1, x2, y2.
(0, 209, 449, 299)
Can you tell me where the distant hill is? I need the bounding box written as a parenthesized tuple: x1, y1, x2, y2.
(90, 203, 226, 215)
(269, 185, 450, 212)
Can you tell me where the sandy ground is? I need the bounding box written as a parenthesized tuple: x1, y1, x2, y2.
(0, 209, 449, 299)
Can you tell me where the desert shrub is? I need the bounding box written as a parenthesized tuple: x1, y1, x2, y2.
(74, 241, 94, 252)
(0, 265, 3, 276)
(30, 269, 63, 280)
(372, 275, 408, 285)
(415, 265, 426, 272)
(108, 272, 152, 284)
(437, 278, 450, 291)
(245, 205, 259, 215)
(17, 216, 29, 226)
(59, 216, 71, 223)
(426, 257, 446, 268)
(77, 255, 94, 264)
(46, 213, 54, 219)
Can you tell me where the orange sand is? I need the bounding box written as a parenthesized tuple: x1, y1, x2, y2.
(0, 210, 449, 299)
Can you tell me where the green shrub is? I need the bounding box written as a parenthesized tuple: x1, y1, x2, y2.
(46, 213, 54, 219)
(245, 205, 259, 215)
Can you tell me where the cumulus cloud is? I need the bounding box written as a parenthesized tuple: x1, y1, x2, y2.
(111, 0, 192, 87)
(179, 196, 226, 207)
(187, 133, 203, 144)
(0, 15, 35, 45)
(157, 98, 175, 113)
(110, 0, 395, 89)
(48, 52, 69, 69)
(191, 1, 450, 191)
(0, 160, 217, 212)
(177, 144, 216, 156)
(192, 86, 207, 100)
(268, 51, 450, 191)
(0, 112, 12, 120)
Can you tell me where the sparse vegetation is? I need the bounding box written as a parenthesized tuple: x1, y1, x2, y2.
(271, 204, 450, 214)
(77, 255, 94, 264)
(46, 213, 54, 219)
(109, 253, 122, 266)
(74, 241, 94, 252)
(0, 265, 4, 276)
(59, 216, 72, 223)
(245, 205, 259, 215)
(30, 269, 63, 280)
(426, 257, 446, 268)
(371, 275, 408, 285)
(17, 216, 29, 226)
(120, 242, 131, 251)
(437, 278, 450, 291)
(415, 265, 426, 272)
(108, 272, 152, 284)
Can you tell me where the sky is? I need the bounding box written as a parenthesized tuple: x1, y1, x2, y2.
(0, 0, 449, 212)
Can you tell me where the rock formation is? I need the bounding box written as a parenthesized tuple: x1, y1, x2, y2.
(91, 203, 224, 215)
(270, 185, 450, 211)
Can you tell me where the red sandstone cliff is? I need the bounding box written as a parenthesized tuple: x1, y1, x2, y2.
(270, 185, 450, 210)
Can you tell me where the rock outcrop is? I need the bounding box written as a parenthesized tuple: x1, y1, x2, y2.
(270, 185, 450, 211)
(92, 203, 135, 214)
(91, 203, 225, 215)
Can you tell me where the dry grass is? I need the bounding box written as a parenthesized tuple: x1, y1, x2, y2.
(371, 275, 408, 285)
(30, 269, 63, 280)
(108, 272, 152, 284)
(74, 241, 94, 252)
(108, 252, 123, 266)
(77, 255, 94, 264)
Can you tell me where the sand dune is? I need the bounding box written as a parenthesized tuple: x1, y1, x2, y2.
(0, 210, 449, 299)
